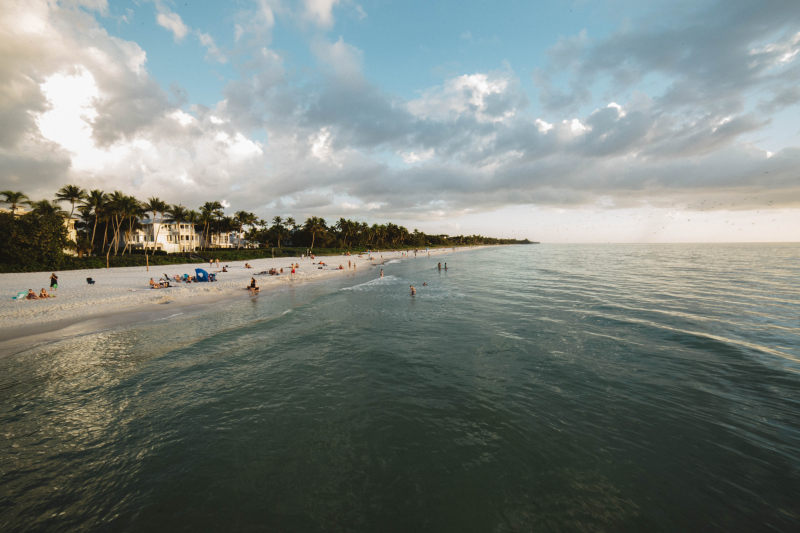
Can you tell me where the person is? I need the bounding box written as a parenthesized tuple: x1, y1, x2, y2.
(338, 265, 343, 270)
(39, 288, 54, 298)
(248, 277, 259, 294)
(291, 266, 296, 275)
(222, 266, 228, 272)
(437, 262, 441, 271)
(244, 263, 252, 269)
(215, 258, 220, 267)
(410, 285, 416, 295)
(149, 278, 158, 288)
(380, 268, 384, 278)
(422, 282, 428, 286)
(444, 263, 448, 270)
(50, 273, 58, 291)
(26, 289, 38, 300)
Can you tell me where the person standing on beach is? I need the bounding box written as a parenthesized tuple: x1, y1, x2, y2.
(49, 273, 58, 291)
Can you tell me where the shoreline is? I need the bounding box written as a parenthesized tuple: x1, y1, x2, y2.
(0, 247, 481, 349)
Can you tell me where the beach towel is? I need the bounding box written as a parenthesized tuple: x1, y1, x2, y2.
(12, 291, 27, 301)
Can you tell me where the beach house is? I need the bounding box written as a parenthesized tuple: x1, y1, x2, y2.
(126, 220, 253, 252)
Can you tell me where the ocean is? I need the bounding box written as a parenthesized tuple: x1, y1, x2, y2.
(1, 244, 799, 531)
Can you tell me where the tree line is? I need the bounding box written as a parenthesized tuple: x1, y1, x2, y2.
(1, 186, 532, 270)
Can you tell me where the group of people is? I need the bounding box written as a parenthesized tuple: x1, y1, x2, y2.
(25, 288, 55, 300)
(149, 278, 171, 289)
(20, 273, 58, 301)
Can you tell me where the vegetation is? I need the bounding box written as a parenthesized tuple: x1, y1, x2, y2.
(0, 185, 533, 273)
(0, 209, 69, 272)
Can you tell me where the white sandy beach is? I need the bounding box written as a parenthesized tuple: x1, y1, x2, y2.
(0, 248, 465, 344)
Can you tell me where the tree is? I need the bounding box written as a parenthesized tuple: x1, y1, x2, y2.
(200, 201, 222, 249)
(271, 216, 287, 248)
(0, 209, 68, 270)
(104, 192, 139, 267)
(166, 205, 188, 252)
(30, 200, 66, 217)
(1, 191, 30, 214)
(81, 189, 107, 253)
(142, 197, 168, 270)
(303, 216, 327, 251)
(235, 211, 257, 248)
(55, 184, 87, 221)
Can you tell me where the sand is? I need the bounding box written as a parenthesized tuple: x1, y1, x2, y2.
(0, 248, 460, 345)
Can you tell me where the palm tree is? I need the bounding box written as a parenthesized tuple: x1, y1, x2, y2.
(200, 201, 222, 249)
(304, 216, 327, 251)
(271, 216, 286, 248)
(55, 184, 87, 221)
(142, 197, 168, 270)
(104, 191, 139, 265)
(235, 211, 257, 248)
(1, 190, 30, 214)
(80, 189, 106, 252)
(166, 204, 188, 252)
(29, 200, 66, 217)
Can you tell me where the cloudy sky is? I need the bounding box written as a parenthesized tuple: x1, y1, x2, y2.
(2, 0, 799, 242)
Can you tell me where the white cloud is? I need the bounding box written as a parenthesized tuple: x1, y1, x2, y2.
(156, 10, 188, 41)
(401, 149, 435, 164)
(196, 31, 227, 63)
(535, 118, 553, 133)
(303, 0, 340, 27)
(311, 37, 363, 82)
(408, 72, 518, 123)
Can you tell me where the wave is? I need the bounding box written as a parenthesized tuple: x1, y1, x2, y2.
(340, 275, 401, 291)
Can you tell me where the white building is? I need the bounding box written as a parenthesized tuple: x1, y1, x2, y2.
(126, 219, 202, 253)
(125, 219, 250, 252)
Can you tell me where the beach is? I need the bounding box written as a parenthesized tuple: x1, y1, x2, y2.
(0, 248, 462, 345)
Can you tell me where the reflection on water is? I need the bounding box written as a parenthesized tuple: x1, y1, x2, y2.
(1, 244, 799, 531)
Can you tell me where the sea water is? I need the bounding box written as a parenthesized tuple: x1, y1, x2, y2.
(1, 244, 799, 531)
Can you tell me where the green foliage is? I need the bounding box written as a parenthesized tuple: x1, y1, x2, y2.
(0, 211, 69, 272)
(1, 184, 535, 273)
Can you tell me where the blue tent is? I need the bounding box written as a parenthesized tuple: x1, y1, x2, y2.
(195, 268, 210, 282)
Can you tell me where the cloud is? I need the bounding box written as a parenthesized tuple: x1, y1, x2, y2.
(1, 0, 799, 234)
(196, 31, 227, 63)
(155, 10, 188, 41)
(535, 1, 800, 115)
(303, 0, 340, 28)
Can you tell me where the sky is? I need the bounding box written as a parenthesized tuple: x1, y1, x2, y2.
(1, 0, 799, 242)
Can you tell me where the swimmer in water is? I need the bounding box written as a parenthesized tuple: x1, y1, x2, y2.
(380, 268, 384, 278)
(410, 285, 416, 295)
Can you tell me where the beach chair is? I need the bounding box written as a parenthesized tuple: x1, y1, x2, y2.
(12, 291, 27, 301)
(86, 277, 95, 284)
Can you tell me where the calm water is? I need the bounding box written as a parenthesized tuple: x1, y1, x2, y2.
(1, 244, 799, 531)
